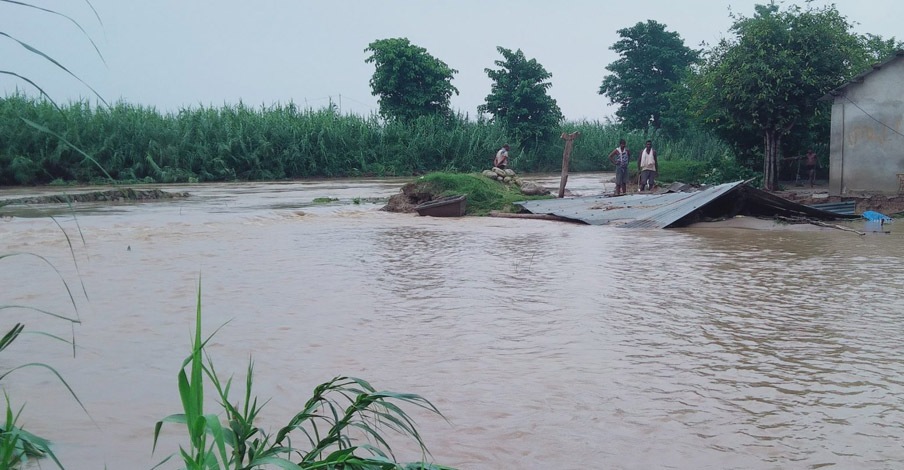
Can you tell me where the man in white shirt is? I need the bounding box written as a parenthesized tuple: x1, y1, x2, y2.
(494, 144, 510, 169)
(638, 140, 658, 191)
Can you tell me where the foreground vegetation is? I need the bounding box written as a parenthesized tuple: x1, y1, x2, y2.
(0, 229, 87, 468)
(154, 286, 452, 470)
(0, 94, 749, 187)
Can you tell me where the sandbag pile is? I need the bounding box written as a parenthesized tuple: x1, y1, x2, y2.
(481, 167, 549, 196)
(482, 167, 518, 184)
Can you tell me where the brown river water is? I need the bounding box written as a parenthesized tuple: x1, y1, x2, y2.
(2, 174, 903, 469)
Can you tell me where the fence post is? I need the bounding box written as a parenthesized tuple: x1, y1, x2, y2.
(558, 131, 581, 198)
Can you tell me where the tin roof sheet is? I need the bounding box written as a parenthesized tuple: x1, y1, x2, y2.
(516, 181, 857, 229)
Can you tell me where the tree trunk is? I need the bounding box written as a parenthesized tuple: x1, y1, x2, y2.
(763, 129, 781, 191)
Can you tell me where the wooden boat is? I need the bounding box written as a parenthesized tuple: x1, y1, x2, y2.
(414, 195, 467, 217)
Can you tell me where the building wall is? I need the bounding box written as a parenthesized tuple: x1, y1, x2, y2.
(828, 57, 904, 195)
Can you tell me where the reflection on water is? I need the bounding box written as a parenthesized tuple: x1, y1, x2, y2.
(1, 176, 903, 469)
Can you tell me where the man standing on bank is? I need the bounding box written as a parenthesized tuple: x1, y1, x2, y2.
(638, 140, 658, 192)
(494, 144, 510, 169)
(608, 139, 631, 196)
(805, 149, 819, 187)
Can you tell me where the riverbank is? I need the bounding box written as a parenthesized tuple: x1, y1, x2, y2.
(0, 188, 189, 207)
(2, 175, 902, 217)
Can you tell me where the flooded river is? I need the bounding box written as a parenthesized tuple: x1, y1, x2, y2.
(2, 174, 903, 469)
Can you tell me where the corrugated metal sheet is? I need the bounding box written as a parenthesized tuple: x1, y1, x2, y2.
(517, 181, 744, 228)
(516, 181, 859, 229)
(808, 200, 857, 215)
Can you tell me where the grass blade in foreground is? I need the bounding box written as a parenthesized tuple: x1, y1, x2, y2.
(0, 393, 63, 469)
(154, 281, 454, 469)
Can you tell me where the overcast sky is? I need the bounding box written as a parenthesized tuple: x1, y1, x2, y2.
(2, 0, 901, 122)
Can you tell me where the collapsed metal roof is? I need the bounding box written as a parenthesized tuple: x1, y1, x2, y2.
(515, 181, 858, 229)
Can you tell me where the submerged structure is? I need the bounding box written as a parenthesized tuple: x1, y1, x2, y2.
(515, 181, 858, 229)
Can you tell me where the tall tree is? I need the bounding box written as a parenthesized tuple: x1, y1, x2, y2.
(599, 20, 698, 131)
(365, 38, 458, 122)
(479, 47, 563, 148)
(690, 3, 862, 190)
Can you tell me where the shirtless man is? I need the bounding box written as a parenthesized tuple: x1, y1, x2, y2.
(805, 149, 819, 187)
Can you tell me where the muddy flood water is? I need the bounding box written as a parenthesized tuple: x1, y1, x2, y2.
(2, 173, 903, 469)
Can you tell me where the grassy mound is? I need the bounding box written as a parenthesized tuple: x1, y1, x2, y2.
(410, 172, 552, 215)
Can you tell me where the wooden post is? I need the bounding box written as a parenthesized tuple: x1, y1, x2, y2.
(558, 131, 580, 198)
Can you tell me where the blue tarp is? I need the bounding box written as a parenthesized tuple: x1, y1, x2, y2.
(862, 210, 892, 222)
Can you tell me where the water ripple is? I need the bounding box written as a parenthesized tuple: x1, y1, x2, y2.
(3, 182, 904, 469)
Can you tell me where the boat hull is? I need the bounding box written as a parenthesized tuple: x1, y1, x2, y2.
(415, 195, 467, 217)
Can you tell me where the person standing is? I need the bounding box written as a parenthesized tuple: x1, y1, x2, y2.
(638, 140, 658, 191)
(805, 149, 819, 187)
(607, 139, 631, 196)
(494, 144, 510, 169)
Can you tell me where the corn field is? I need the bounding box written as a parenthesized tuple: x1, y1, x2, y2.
(0, 94, 732, 185)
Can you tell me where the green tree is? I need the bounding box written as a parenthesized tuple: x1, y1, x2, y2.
(365, 38, 458, 122)
(599, 20, 698, 132)
(855, 33, 904, 67)
(690, 3, 863, 190)
(478, 47, 562, 149)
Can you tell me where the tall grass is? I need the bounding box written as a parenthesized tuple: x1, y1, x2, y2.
(154, 282, 453, 470)
(1, 94, 740, 185)
(1, 1, 103, 466)
(0, 393, 61, 469)
(555, 122, 732, 172)
(0, 240, 89, 469)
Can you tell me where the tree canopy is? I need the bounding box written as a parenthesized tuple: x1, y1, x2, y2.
(365, 38, 458, 122)
(689, 3, 864, 190)
(599, 20, 698, 132)
(478, 47, 562, 149)
(855, 33, 904, 68)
